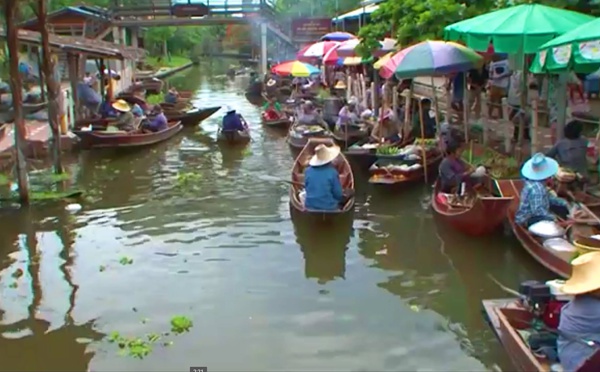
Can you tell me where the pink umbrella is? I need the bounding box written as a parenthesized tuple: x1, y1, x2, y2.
(336, 38, 398, 57)
(297, 41, 340, 59)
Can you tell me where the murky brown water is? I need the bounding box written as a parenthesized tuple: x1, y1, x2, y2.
(0, 65, 558, 371)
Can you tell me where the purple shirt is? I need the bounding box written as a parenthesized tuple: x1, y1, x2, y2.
(148, 113, 168, 132)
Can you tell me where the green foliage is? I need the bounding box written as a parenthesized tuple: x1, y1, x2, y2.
(358, 0, 600, 58)
(274, 0, 361, 18)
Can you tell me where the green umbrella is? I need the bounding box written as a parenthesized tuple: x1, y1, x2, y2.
(531, 18, 600, 73)
(444, 4, 594, 54)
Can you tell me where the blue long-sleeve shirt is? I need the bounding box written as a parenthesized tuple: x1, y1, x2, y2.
(514, 180, 569, 225)
(304, 164, 344, 211)
(222, 112, 245, 132)
(558, 295, 600, 372)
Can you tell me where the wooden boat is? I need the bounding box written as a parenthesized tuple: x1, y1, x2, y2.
(261, 112, 292, 129)
(73, 120, 182, 150)
(496, 179, 574, 278)
(165, 106, 221, 127)
(135, 78, 163, 95)
(482, 298, 600, 372)
(160, 101, 191, 112)
(369, 147, 443, 186)
(286, 122, 333, 159)
(0, 101, 47, 122)
(332, 125, 371, 149)
(431, 178, 514, 236)
(289, 137, 355, 220)
(344, 135, 414, 172)
(216, 129, 251, 145)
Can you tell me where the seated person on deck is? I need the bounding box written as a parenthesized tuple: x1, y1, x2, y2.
(297, 101, 326, 128)
(262, 99, 282, 120)
(112, 99, 136, 132)
(303, 144, 345, 211)
(411, 98, 436, 139)
(222, 106, 246, 132)
(141, 105, 168, 133)
(438, 142, 483, 193)
(546, 120, 589, 179)
(336, 97, 360, 130)
(557, 251, 600, 372)
(164, 87, 179, 104)
(371, 109, 401, 143)
(515, 153, 571, 227)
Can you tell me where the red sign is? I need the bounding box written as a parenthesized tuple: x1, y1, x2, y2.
(291, 18, 331, 41)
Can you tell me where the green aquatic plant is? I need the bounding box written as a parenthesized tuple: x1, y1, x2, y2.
(242, 148, 253, 157)
(170, 315, 193, 334)
(107, 331, 156, 359)
(0, 173, 10, 186)
(175, 172, 203, 189)
(119, 256, 134, 265)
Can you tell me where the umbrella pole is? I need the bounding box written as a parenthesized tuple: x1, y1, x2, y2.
(463, 73, 469, 143)
(402, 82, 412, 136)
(430, 76, 440, 135)
(517, 53, 527, 160)
(418, 99, 429, 184)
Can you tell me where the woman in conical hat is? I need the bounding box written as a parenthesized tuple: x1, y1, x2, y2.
(557, 252, 600, 372)
(112, 99, 136, 132)
(303, 143, 345, 211)
(514, 152, 572, 228)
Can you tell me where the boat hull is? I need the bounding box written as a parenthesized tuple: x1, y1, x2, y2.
(74, 121, 182, 149)
(217, 129, 251, 145)
(496, 179, 572, 278)
(431, 180, 514, 236)
(165, 106, 221, 127)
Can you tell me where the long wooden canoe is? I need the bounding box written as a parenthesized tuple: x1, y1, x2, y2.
(496, 179, 574, 278)
(261, 112, 292, 130)
(482, 298, 600, 372)
(369, 149, 443, 186)
(289, 138, 355, 220)
(286, 123, 333, 159)
(165, 106, 221, 127)
(216, 129, 251, 145)
(431, 178, 513, 236)
(332, 126, 371, 149)
(74, 120, 182, 150)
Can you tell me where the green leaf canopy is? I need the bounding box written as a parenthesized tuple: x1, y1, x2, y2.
(444, 4, 594, 54)
(531, 18, 600, 73)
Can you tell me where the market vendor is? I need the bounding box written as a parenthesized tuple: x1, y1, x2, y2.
(371, 109, 401, 143)
(336, 97, 361, 129)
(262, 98, 282, 120)
(411, 98, 436, 139)
(557, 251, 600, 372)
(141, 105, 168, 133)
(438, 141, 483, 193)
(546, 120, 589, 178)
(222, 106, 246, 132)
(298, 101, 327, 129)
(515, 153, 571, 227)
(303, 144, 351, 211)
(164, 87, 179, 104)
(112, 99, 136, 132)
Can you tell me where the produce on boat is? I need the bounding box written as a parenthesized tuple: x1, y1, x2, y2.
(461, 143, 520, 179)
(286, 123, 333, 159)
(369, 139, 442, 185)
(289, 138, 355, 219)
(73, 120, 183, 150)
(431, 177, 514, 236)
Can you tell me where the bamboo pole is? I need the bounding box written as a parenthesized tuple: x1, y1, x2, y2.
(5, 0, 29, 203)
(36, 0, 62, 174)
(502, 97, 511, 154)
(418, 99, 429, 184)
(462, 73, 469, 143)
(430, 76, 440, 135)
(531, 99, 539, 154)
(402, 83, 412, 136)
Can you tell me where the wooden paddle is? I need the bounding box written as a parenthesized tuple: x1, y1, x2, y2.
(258, 174, 304, 187)
(566, 190, 600, 225)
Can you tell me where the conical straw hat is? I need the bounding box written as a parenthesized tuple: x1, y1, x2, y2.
(561, 252, 600, 295)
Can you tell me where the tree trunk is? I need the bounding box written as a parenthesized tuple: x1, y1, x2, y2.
(36, 0, 62, 174)
(5, 0, 29, 203)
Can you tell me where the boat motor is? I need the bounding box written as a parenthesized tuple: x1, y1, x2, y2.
(519, 280, 565, 329)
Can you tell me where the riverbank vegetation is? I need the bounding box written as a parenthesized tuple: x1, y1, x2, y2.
(358, 0, 600, 54)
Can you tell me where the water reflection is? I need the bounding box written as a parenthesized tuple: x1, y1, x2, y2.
(294, 218, 352, 284)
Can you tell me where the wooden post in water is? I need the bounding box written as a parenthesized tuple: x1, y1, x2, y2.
(35, 0, 62, 174)
(67, 53, 80, 122)
(5, 0, 29, 203)
(531, 99, 540, 154)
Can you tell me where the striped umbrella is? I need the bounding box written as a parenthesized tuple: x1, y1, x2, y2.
(336, 38, 398, 57)
(297, 41, 340, 59)
(374, 52, 393, 70)
(323, 46, 372, 66)
(271, 60, 320, 77)
(379, 40, 483, 79)
(320, 31, 357, 42)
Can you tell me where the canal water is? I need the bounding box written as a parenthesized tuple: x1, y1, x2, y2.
(0, 65, 555, 371)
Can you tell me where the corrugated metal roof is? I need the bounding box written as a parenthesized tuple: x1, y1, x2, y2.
(0, 29, 146, 60)
(332, 4, 379, 22)
(20, 5, 110, 28)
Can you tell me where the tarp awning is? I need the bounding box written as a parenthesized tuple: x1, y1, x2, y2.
(332, 4, 379, 23)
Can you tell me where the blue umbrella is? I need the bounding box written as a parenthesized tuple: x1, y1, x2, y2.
(320, 32, 356, 42)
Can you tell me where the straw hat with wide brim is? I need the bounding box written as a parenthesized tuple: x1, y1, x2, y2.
(112, 99, 131, 113)
(561, 252, 600, 295)
(309, 144, 341, 167)
(334, 81, 347, 89)
(521, 152, 559, 181)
